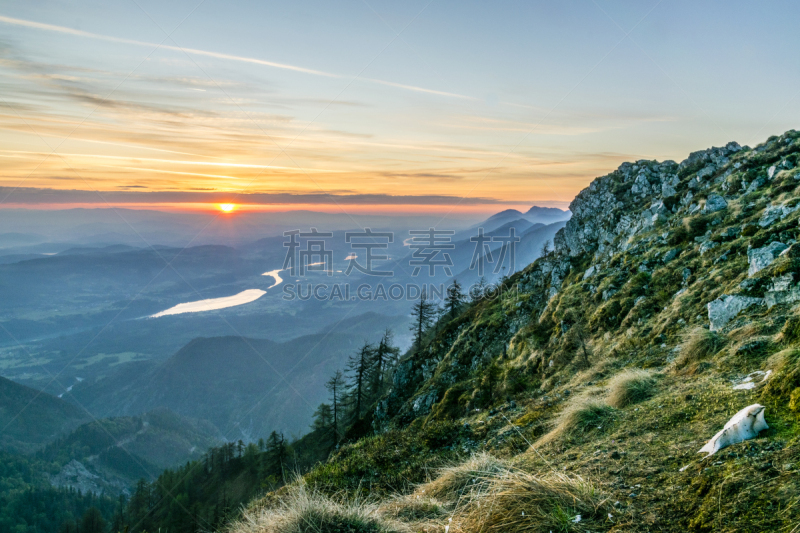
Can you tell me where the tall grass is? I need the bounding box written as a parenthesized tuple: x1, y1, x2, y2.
(675, 327, 726, 368)
(415, 452, 511, 502)
(607, 369, 656, 408)
(537, 397, 617, 446)
(233, 481, 406, 533)
(455, 469, 609, 532)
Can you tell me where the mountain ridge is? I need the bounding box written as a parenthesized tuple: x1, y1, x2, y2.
(225, 129, 800, 533)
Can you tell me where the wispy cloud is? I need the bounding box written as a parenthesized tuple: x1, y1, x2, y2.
(0, 14, 474, 100)
(0, 185, 524, 206)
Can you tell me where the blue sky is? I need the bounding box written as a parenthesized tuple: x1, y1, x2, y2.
(0, 0, 798, 213)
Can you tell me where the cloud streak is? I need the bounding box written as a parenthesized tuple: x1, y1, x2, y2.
(0, 186, 523, 206)
(0, 14, 474, 100)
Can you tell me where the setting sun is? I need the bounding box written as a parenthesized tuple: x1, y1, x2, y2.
(219, 203, 236, 213)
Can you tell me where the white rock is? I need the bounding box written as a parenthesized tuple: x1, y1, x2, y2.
(748, 241, 788, 276)
(733, 370, 772, 390)
(707, 294, 762, 331)
(583, 265, 596, 280)
(698, 404, 769, 456)
(768, 165, 777, 179)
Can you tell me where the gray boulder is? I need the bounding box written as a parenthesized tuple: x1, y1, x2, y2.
(765, 274, 800, 308)
(746, 177, 766, 193)
(748, 241, 789, 276)
(663, 248, 680, 262)
(703, 193, 728, 213)
(759, 202, 799, 227)
(708, 295, 763, 331)
(697, 165, 716, 179)
(700, 241, 719, 255)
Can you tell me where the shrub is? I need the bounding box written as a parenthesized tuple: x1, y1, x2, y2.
(234, 481, 404, 533)
(455, 469, 609, 533)
(675, 328, 726, 368)
(606, 369, 656, 408)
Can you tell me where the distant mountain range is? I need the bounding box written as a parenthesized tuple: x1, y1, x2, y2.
(0, 376, 89, 452)
(67, 312, 409, 441)
(468, 205, 571, 233)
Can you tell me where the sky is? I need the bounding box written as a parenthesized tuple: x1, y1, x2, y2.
(1, 0, 799, 215)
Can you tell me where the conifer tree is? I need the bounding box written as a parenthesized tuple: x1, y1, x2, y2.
(325, 370, 346, 445)
(80, 507, 106, 533)
(410, 290, 435, 350)
(265, 431, 287, 476)
(370, 329, 400, 398)
(445, 278, 466, 319)
(347, 341, 374, 421)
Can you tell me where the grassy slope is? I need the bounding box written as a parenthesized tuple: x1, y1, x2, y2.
(232, 131, 800, 532)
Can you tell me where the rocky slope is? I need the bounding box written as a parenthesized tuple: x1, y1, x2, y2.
(233, 130, 800, 533)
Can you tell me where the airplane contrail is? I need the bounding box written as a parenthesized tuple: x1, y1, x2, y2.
(0, 14, 476, 100)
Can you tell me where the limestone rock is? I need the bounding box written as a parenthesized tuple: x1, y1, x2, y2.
(663, 248, 680, 262)
(759, 202, 799, 227)
(700, 241, 719, 255)
(703, 193, 728, 213)
(765, 273, 800, 308)
(746, 177, 766, 193)
(748, 241, 788, 276)
(707, 295, 762, 331)
(698, 404, 768, 456)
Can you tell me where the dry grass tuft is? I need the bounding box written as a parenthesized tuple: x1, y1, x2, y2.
(779, 314, 800, 344)
(606, 369, 657, 408)
(415, 453, 511, 502)
(454, 469, 609, 533)
(537, 397, 616, 446)
(377, 494, 449, 523)
(233, 481, 407, 533)
(675, 327, 726, 369)
(729, 322, 762, 342)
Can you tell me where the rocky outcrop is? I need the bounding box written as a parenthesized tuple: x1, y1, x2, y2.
(555, 142, 742, 261)
(765, 273, 800, 308)
(759, 202, 799, 227)
(703, 193, 728, 213)
(707, 295, 763, 331)
(374, 132, 798, 431)
(748, 242, 789, 276)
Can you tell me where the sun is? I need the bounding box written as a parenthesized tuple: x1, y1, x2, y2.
(219, 203, 236, 213)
